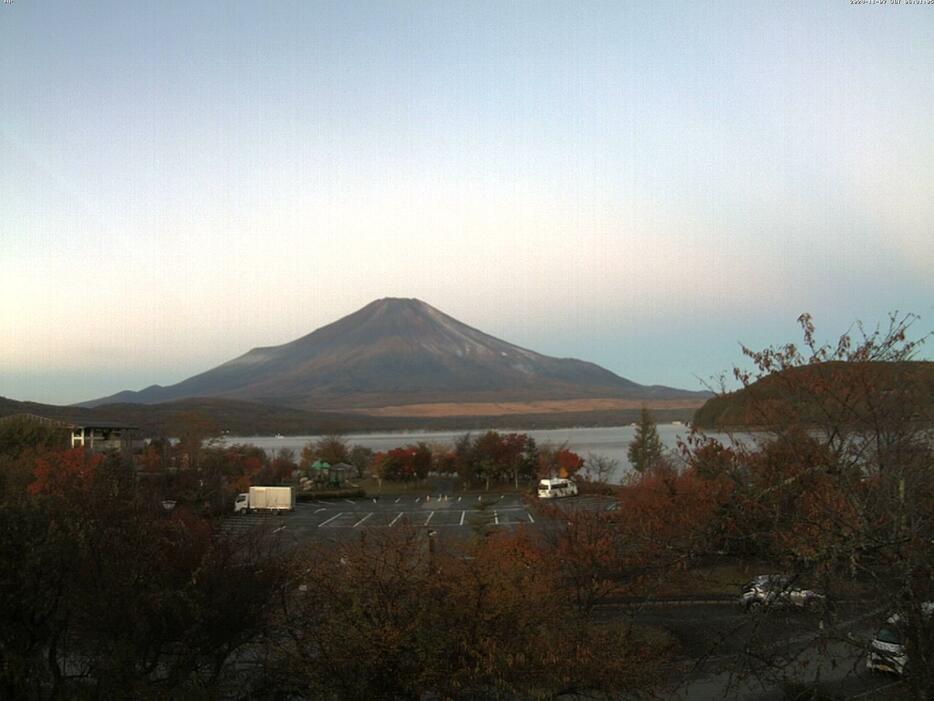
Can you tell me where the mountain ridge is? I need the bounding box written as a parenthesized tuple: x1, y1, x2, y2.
(81, 298, 707, 410)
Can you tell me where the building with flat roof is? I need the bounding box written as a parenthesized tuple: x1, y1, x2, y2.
(69, 420, 138, 453)
(0, 413, 139, 454)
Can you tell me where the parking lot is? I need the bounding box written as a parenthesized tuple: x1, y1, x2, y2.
(219, 493, 903, 698)
(222, 493, 618, 540)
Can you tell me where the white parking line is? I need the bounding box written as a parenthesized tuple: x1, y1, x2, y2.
(457, 496, 462, 502)
(314, 508, 326, 514)
(527, 512, 535, 524)
(459, 510, 466, 526)
(494, 511, 499, 525)
(424, 511, 435, 526)
(353, 513, 373, 528)
(394, 498, 401, 504)
(344, 499, 355, 505)
(389, 512, 404, 527)
(318, 512, 344, 528)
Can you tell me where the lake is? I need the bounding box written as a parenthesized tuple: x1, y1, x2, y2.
(219, 424, 740, 484)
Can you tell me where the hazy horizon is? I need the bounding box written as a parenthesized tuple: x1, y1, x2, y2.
(3, 2, 933, 405)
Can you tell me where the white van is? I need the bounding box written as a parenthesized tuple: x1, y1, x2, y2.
(867, 602, 934, 676)
(538, 478, 578, 499)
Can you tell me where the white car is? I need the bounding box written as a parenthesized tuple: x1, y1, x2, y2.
(537, 478, 578, 499)
(739, 575, 824, 612)
(867, 603, 934, 676)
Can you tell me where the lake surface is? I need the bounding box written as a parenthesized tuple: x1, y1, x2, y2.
(219, 425, 741, 484)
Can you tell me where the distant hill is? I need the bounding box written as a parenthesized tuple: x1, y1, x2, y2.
(0, 396, 101, 425)
(693, 361, 934, 429)
(81, 298, 708, 411)
(1, 395, 698, 437)
(0, 395, 390, 436)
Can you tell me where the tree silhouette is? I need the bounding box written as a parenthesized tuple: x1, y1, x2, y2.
(628, 406, 664, 473)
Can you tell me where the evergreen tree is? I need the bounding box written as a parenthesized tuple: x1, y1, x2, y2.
(628, 406, 664, 473)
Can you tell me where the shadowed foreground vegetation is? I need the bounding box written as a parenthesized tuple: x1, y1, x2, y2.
(0, 432, 670, 699)
(2, 312, 933, 699)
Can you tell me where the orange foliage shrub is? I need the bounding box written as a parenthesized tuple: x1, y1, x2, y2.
(28, 448, 104, 498)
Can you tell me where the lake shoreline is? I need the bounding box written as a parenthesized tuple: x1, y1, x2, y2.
(219, 424, 739, 485)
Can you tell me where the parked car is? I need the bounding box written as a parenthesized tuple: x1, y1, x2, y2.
(867, 602, 934, 676)
(740, 574, 824, 612)
(537, 478, 578, 499)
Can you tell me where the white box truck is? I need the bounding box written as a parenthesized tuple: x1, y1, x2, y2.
(234, 486, 295, 514)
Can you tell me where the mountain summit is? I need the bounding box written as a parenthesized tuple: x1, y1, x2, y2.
(82, 298, 702, 410)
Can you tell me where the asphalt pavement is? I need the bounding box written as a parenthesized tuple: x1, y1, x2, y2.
(221, 492, 618, 541)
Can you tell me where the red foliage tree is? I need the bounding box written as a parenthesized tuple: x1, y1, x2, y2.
(374, 444, 432, 482)
(29, 448, 104, 498)
(537, 445, 585, 479)
(555, 448, 585, 478)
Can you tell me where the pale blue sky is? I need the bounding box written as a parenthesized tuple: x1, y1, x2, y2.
(2, 1, 932, 405)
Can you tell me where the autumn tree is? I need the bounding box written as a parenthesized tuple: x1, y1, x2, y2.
(0, 416, 69, 498)
(374, 444, 432, 482)
(452, 431, 538, 489)
(471, 431, 516, 488)
(0, 446, 289, 698)
(679, 313, 934, 697)
(313, 433, 351, 464)
(628, 405, 665, 473)
(537, 442, 585, 479)
(195, 443, 268, 509)
(172, 411, 219, 471)
(266, 447, 297, 482)
(537, 507, 629, 615)
(28, 448, 113, 499)
(348, 444, 374, 478)
(274, 526, 669, 699)
(140, 440, 165, 473)
(299, 434, 352, 476)
(618, 461, 734, 565)
(583, 452, 619, 484)
(429, 443, 457, 475)
(555, 447, 585, 478)
(0, 416, 68, 458)
(451, 432, 472, 484)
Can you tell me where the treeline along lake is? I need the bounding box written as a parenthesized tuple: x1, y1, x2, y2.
(219, 425, 739, 484)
